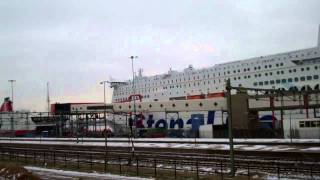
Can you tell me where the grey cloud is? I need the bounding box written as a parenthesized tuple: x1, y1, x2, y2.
(0, 0, 320, 111)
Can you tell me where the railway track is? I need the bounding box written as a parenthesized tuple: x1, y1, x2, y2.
(0, 140, 319, 179)
(1, 137, 319, 146)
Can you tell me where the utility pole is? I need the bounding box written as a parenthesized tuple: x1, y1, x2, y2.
(226, 79, 235, 177)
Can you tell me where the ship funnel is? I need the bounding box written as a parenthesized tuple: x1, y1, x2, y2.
(0, 97, 13, 112)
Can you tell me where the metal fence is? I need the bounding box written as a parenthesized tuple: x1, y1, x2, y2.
(0, 110, 319, 139)
(0, 146, 319, 179)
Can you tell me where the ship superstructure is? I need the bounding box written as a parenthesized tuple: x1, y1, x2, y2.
(112, 28, 320, 103)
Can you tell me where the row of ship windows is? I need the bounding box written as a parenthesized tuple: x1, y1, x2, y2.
(139, 50, 319, 82)
(299, 121, 320, 128)
(116, 73, 320, 101)
(116, 73, 319, 97)
(251, 66, 318, 79)
(157, 50, 318, 79)
(116, 80, 223, 96)
(115, 65, 320, 96)
(131, 74, 318, 96)
(253, 75, 319, 86)
(134, 63, 284, 85)
(117, 102, 219, 109)
(122, 65, 320, 91)
(142, 50, 319, 82)
(198, 50, 317, 72)
(115, 86, 222, 102)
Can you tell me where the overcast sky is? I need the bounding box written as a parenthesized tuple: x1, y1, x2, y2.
(0, 0, 320, 111)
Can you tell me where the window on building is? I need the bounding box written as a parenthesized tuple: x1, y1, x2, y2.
(305, 121, 311, 127)
(270, 80, 275, 84)
(299, 121, 305, 128)
(307, 76, 312, 80)
(281, 79, 286, 83)
(259, 82, 263, 86)
(288, 78, 293, 83)
(264, 81, 269, 85)
(314, 75, 319, 79)
(276, 79, 281, 84)
(300, 77, 306, 81)
(294, 77, 299, 82)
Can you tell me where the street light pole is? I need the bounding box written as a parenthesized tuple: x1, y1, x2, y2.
(100, 80, 108, 164)
(100, 81, 107, 104)
(8, 80, 16, 138)
(226, 79, 235, 177)
(100, 81, 108, 132)
(130, 56, 138, 134)
(8, 80, 16, 107)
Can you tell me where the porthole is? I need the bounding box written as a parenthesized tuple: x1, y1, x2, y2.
(214, 102, 218, 106)
(119, 106, 122, 109)
(172, 104, 176, 107)
(160, 104, 163, 108)
(199, 103, 203, 107)
(149, 104, 152, 108)
(185, 103, 189, 107)
(128, 105, 131, 109)
(138, 105, 141, 109)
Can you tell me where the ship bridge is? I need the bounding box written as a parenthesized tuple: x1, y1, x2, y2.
(109, 81, 128, 88)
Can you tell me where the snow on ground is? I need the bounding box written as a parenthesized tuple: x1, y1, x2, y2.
(1, 140, 319, 153)
(25, 166, 152, 180)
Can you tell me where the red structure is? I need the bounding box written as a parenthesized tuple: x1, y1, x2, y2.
(0, 97, 13, 112)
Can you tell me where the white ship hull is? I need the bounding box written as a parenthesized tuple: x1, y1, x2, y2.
(0, 112, 36, 136)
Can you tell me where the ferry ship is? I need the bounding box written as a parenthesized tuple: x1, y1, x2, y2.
(0, 97, 36, 136)
(106, 27, 320, 138)
(110, 27, 320, 103)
